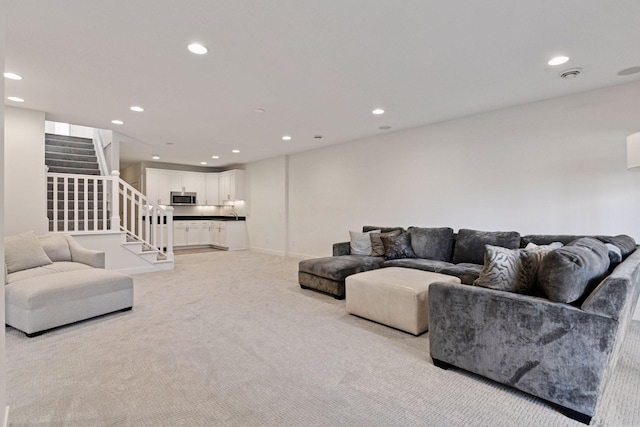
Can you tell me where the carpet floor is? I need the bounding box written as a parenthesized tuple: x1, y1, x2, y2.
(6, 251, 640, 426)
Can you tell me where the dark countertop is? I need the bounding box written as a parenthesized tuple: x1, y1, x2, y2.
(173, 216, 246, 221)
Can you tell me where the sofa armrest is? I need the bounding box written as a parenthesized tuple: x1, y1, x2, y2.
(333, 242, 351, 256)
(65, 236, 105, 268)
(428, 281, 617, 417)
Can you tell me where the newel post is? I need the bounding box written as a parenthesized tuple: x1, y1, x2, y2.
(111, 170, 121, 231)
(166, 206, 174, 259)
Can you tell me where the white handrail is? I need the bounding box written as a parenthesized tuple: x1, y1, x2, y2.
(46, 171, 174, 261)
(118, 176, 174, 261)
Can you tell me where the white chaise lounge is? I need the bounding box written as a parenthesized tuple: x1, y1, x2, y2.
(5, 232, 133, 337)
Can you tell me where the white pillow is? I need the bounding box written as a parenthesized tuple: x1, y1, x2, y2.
(349, 230, 380, 256)
(525, 241, 563, 250)
(5, 231, 53, 274)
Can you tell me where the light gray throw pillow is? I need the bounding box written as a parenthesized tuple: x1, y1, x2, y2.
(5, 231, 53, 274)
(38, 234, 72, 262)
(349, 230, 380, 256)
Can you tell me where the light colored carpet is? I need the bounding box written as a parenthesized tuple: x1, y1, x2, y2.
(5, 251, 640, 426)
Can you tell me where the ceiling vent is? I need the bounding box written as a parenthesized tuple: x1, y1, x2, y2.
(560, 68, 582, 79)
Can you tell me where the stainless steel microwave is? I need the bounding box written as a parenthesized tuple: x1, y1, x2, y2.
(170, 192, 197, 205)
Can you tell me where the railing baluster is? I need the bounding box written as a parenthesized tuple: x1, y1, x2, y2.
(83, 177, 88, 232)
(130, 189, 135, 238)
(73, 176, 78, 232)
(52, 176, 58, 232)
(93, 177, 98, 232)
(63, 176, 69, 232)
(102, 177, 108, 231)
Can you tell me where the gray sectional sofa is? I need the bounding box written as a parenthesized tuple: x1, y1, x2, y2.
(298, 226, 640, 424)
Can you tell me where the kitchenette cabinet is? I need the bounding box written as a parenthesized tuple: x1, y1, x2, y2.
(172, 219, 247, 250)
(145, 168, 245, 206)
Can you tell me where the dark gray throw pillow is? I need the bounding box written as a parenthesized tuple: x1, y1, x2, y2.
(596, 235, 636, 257)
(363, 225, 404, 234)
(408, 227, 454, 262)
(381, 233, 416, 260)
(452, 229, 521, 265)
(537, 237, 610, 303)
(370, 229, 402, 257)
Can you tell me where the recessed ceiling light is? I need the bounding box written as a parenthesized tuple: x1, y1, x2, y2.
(4, 72, 22, 80)
(282, 135, 292, 141)
(188, 43, 208, 55)
(314, 135, 323, 139)
(200, 162, 207, 165)
(130, 106, 144, 112)
(254, 108, 265, 113)
(379, 126, 392, 130)
(111, 120, 124, 125)
(560, 68, 582, 79)
(232, 149, 240, 153)
(548, 56, 570, 66)
(7, 96, 24, 102)
(211, 155, 220, 159)
(372, 108, 385, 115)
(152, 155, 160, 160)
(165, 142, 174, 145)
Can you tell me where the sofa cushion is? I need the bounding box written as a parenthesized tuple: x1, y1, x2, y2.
(597, 235, 636, 257)
(537, 237, 610, 303)
(298, 256, 384, 281)
(521, 234, 588, 247)
(381, 258, 453, 272)
(349, 230, 380, 256)
(408, 227, 455, 262)
(370, 229, 402, 257)
(362, 226, 404, 234)
(453, 229, 521, 265)
(5, 232, 53, 274)
(6, 262, 92, 284)
(474, 245, 555, 294)
(437, 263, 483, 285)
(381, 233, 416, 260)
(38, 234, 72, 262)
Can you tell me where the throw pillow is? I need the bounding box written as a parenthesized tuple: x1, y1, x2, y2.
(453, 229, 521, 265)
(5, 231, 53, 274)
(370, 229, 402, 257)
(407, 227, 455, 262)
(349, 230, 380, 256)
(525, 242, 563, 250)
(38, 234, 72, 262)
(474, 245, 554, 293)
(604, 243, 623, 265)
(537, 237, 610, 303)
(381, 233, 417, 260)
(597, 235, 636, 257)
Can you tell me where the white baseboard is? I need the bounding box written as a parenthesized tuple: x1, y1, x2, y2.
(286, 251, 316, 260)
(249, 247, 286, 256)
(115, 264, 172, 275)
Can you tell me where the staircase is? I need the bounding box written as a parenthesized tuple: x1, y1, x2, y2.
(44, 133, 173, 270)
(45, 133, 101, 175)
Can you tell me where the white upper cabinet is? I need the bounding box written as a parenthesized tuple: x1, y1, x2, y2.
(205, 174, 219, 206)
(219, 169, 245, 202)
(145, 168, 245, 206)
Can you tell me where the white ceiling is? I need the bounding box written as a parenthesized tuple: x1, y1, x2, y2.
(5, 1, 640, 169)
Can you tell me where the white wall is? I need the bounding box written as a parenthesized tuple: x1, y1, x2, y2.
(4, 107, 47, 236)
(245, 156, 287, 255)
(0, 3, 8, 422)
(247, 80, 640, 258)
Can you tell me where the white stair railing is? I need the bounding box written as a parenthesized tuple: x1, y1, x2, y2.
(46, 170, 174, 261)
(117, 172, 174, 261)
(47, 172, 111, 232)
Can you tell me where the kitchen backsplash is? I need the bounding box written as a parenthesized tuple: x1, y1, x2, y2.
(170, 201, 246, 217)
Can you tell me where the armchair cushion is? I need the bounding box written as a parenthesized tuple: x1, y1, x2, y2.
(5, 232, 52, 274)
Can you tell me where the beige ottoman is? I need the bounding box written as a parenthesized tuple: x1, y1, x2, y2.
(346, 267, 461, 335)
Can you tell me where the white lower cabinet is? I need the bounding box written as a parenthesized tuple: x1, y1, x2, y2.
(174, 219, 247, 249)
